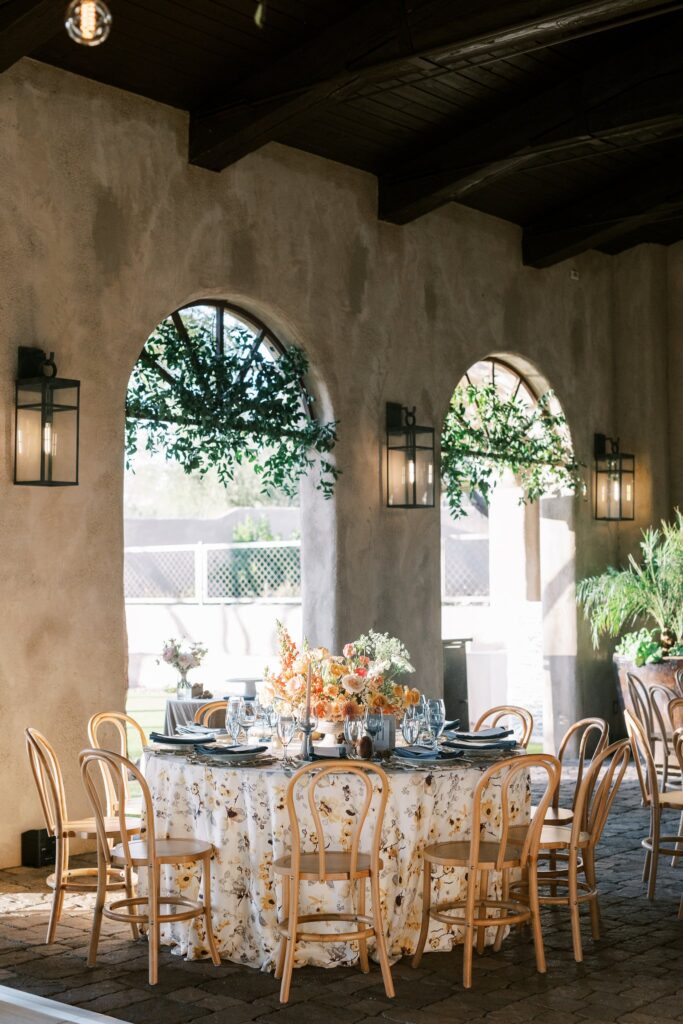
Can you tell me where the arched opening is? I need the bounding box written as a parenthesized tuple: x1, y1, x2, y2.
(123, 299, 336, 728)
(441, 356, 579, 751)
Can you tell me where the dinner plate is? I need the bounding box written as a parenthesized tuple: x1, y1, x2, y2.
(149, 732, 216, 745)
(193, 744, 268, 762)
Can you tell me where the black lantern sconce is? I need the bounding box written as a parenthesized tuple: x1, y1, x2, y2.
(594, 433, 634, 521)
(386, 402, 435, 508)
(15, 347, 80, 486)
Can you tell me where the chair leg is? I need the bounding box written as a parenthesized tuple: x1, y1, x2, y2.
(476, 869, 489, 955)
(671, 811, 683, 868)
(370, 871, 394, 998)
(87, 853, 108, 967)
(493, 869, 509, 953)
(583, 849, 601, 940)
(357, 878, 369, 974)
(568, 851, 583, 963)
(412, 861, 431, 969)
(274, 876, 289, 981)
(148, 864, 160, 987)
(279, 877, 298, 1004)
(201, 854, 221, 967)
(46, 836, 67, 944)
(527, 861, 546, 974)
(463, 867, 479, 989)
(647, 809, 660, 901)
(124, 866, 138, 941)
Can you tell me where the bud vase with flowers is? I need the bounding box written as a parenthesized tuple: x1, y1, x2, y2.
(160, 638, 207, 700)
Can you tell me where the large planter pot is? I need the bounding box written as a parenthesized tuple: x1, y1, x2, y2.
(613, 654, 683, 715)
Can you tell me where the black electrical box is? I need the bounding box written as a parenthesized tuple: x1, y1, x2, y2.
(21, 828, 56, 868)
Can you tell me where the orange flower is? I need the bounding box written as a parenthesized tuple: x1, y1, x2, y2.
(370, 692, 388, 710)
(405, 687, 421, 707)
(342, 701, 361, 718)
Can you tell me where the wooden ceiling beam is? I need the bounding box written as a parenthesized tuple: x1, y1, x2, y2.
(189, 0, 683, 172)
(379, 25, 683, 224)
(522, 156, 683, 266)
(0, 0, 65, 74)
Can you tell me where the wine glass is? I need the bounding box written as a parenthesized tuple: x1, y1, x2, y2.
(261, 704, 278, 742)
(401, 710, 421, 747)
(364, 709, 384, 755)
(426, 699, 446, 750)
(239, 700, 258, 745)
(226, 713, 242, 745)
(227, 696, 243, 727)
(277, 714, 297, 766)
(343, 716, 364, 758)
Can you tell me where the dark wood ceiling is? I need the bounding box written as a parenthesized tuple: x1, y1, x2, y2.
(3, 0, 683, 266)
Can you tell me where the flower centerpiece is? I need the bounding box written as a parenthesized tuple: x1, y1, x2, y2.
(160, 638, 207, 700)
(261, 624, 420, 741)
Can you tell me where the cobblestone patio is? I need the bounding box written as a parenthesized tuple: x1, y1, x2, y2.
(0, 770, 681, 1024)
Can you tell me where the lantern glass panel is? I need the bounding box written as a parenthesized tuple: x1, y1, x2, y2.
(15, 390, 42, 482)
(620, 455, 635, 520)
(415, 445, 435, 506)
(595, 453, 635, 521)
(387, 440, 409, 507)
(15, 378, 79, 485)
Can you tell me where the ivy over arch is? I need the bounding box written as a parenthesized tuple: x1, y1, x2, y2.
(125, 301, 338, 498)
(441, 358, 582, 519)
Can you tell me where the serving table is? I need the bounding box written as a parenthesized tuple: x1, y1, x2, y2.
(142, 749, 530, 970)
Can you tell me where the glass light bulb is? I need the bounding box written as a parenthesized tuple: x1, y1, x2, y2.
(65, 0, 112, 46)
(612, 479, 620, 502)
(43, 422, 52, 457)
(408, 459, 415, 485)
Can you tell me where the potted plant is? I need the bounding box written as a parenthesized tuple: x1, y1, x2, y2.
(577, 511, 683, 707)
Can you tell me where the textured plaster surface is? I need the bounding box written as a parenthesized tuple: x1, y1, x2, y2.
(0, 59, 679, 865)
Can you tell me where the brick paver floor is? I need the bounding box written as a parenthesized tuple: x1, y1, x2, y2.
(0, 769, 681, 1024)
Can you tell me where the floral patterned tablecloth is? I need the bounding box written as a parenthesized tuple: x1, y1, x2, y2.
(143, 752, 530, 970)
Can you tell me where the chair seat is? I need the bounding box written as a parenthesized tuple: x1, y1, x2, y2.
(661, 790, 683, 809)
(536, 824, 590, 850)
(273, 851, 372, 880)
(532, 804, 574, 825)
(112, 837, 213, 865)
(63, 816, 143, 839)
(423, 841, 522, 870)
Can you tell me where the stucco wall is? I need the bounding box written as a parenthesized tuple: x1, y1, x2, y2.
(0, 58, 678, 866)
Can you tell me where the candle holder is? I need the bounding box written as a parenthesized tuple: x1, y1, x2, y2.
(298, 714, 317, 762)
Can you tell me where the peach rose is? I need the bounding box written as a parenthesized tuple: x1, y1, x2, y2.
(342, 643, 356, 658)
(341, 673, 365, 695)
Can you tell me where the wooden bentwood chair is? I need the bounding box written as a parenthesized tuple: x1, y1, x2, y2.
(625, 710, 683, 900)
(529, 739, 630, 962)
(80, 748, 221, 985)
(273, 761, 394, 1004)
(194, 701, 228, 729)
(412, 753, 560, 989)
(474, 705, 534, 748)
(26, 728, 143, 944)
(540, 718, 609, 827)
(87, 712, 148, 817)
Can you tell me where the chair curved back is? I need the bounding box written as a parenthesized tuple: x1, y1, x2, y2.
(625, 709, 660, 808)
(668, 696, 683, 734)
(648, 684, 676, 740)
(285, 761, 389, 879)
(626, 673, 652, 732)
(474, 705, 534, 748)
(674, 668, 683, 698)
(80, 748, 154, 868)
(673, 728, 683, 772)
(471, 754, 559, 870)
(87, 712, 148, 815)
(571, 739, 630, 848)
(26, 728, 68, 838)
(555, 717, 609, 811)
(194, 701, 228, 728)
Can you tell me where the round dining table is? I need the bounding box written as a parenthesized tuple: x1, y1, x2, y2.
(142, 749, 530, 970)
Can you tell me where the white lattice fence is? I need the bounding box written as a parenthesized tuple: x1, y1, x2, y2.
(442, 535, 490, 602)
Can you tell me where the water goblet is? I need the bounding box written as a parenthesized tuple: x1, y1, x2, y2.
(427, 699, 446, 750)
(277, 714, 297, 766)
(401, 711, 421, 747)
(239, 700, 258, 745)
(226, 713, 242, 745)
(364, 709, 384, 756)
(343, 716, 364, 758)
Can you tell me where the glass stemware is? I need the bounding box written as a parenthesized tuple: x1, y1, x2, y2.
(364, 708, 384, 755)
(401, 710, 421, 747)
(226, 713, 242, 745)
(261, 704, 279, 742)
(239, 700, 258, 744)
(343, 716, 364, 758)
(426, 698, 446, 750)
(277, 714, 297, 766)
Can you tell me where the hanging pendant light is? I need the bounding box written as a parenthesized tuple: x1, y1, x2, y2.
(65, 0, 112, 46)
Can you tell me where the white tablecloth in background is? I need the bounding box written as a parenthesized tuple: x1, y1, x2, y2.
(143, 753, 530, 970)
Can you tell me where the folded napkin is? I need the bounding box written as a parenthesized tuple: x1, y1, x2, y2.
(394, 746, 443, 760)
(443, 719, 460, 732)
(446, 727, 514, 741)
(443, 737, 518, 751)
(149, 732, 216, 745)
(177, 724, 217, 735)
(194, 744, 267, 757)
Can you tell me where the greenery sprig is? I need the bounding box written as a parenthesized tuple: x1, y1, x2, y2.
(441, 381, 582, 519)
(126, 314, 339, 498)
